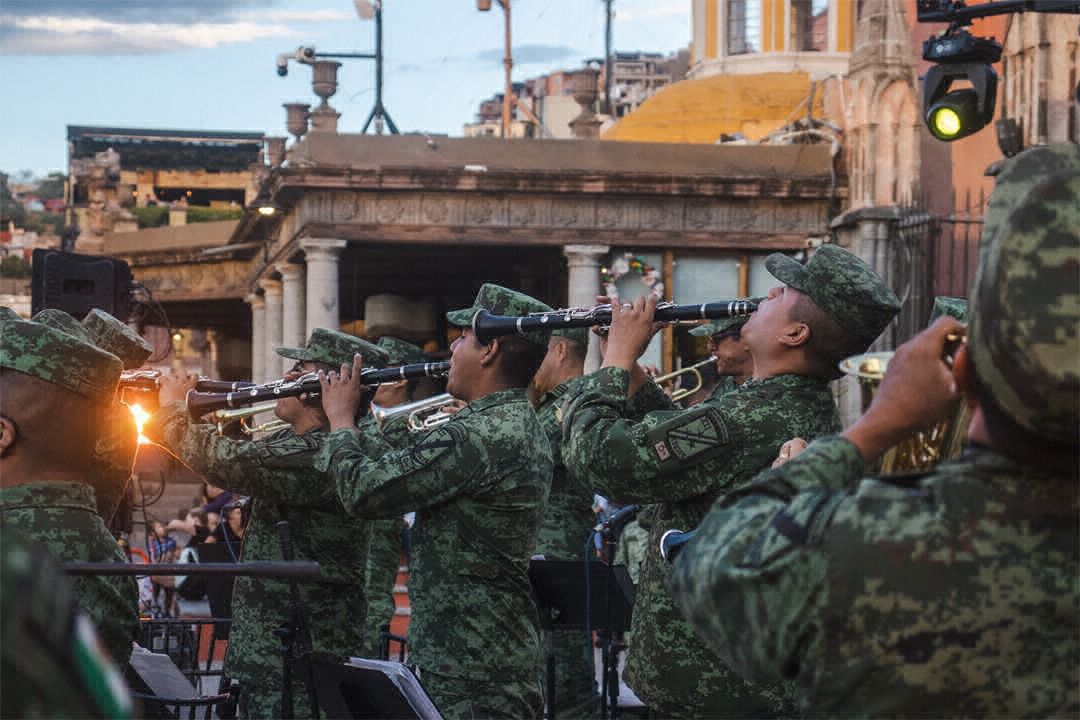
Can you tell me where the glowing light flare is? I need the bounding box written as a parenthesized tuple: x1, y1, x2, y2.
(128, 402, 152, 444)
(931, 107, 962, 139)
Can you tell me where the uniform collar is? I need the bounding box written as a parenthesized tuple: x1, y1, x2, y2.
(536, 376, 582, 408)
(0, 481, 97, 512)
(458, 387, 528, 417)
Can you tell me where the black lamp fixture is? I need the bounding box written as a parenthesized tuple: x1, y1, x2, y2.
(249, 191, 283, 218)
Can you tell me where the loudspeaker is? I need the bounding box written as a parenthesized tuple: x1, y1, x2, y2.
(30, 249, 134, 320)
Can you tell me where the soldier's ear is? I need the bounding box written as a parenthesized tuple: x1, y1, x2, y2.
(780, 321, 811, 349)
(479, 338, 499, 367)
(0, 415, 16, 457)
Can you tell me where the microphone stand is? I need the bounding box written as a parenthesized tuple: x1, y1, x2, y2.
(596, 504, 639, 720)
(275, 521, 320, 720)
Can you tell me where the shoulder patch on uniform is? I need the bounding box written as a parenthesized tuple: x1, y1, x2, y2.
(646, 408, 730, 464)
(402, 422, 465, 472)
(257, 432, 321, 461)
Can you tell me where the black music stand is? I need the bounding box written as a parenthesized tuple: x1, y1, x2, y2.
(528, 559, 635, 720)
(308, 657, 442, 719)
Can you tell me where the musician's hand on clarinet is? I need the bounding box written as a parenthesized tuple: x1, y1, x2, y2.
(772, 438, 808, 468)
(319, 353, 366, 432)
(601, 294, 663, 373)
(158, 368, 198, 407)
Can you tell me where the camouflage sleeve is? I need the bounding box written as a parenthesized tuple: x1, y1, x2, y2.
(146, 402, 333, 506)
(315, 421, 486, 519)
(668, 436, 863, 683)
(626, 376, 676, 419)
(562, 367, 749, 503)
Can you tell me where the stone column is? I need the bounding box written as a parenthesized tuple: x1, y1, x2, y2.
(301, 238, 348, 336)
(563, 244, 610, 373)
(277, 262, 307, 375)
(245, 293, 266, 384)
(260, 278, 284, 383)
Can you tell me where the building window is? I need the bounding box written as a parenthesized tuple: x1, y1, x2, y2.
(727, 0, 761, 56)
(791, 0, 829, 52)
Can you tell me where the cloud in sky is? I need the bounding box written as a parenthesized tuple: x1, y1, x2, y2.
(614, 4, 689, 24)
(0, 0, 351, 55)
(475, 44, 579, 66)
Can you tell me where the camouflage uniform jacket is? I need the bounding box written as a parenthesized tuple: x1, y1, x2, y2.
(0, 482, 139, 666)
(355, 414, 410, 658)
(671, 436, 1080, 718)
(534, 376, 594, 559)
(147, 403, 373, 687)
(562, 367, 840, 717)
(316, 387, 553, 682)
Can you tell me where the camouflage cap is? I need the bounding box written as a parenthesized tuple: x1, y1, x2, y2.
(689, 315, 749, 338)
(969, 156, 1079, 443)
(0, 306, 20, 321)
(765, 245, 901, 347)
(0, 318, 122, 405)
(377, 336, 429, 365)
(277, 327, 390, 369)
(31, 308, 92, 343)
(445, 283, 554, 346)
(928, 296, 968, 324)
(550, 325, 589, 347)
(83, 309, 153, 370)
(981, 143, 1080, 262)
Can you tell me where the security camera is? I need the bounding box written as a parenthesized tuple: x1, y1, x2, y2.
(276, 54, 290, 77)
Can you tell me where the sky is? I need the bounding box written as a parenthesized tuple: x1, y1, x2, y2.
(0, 0, 692, 176)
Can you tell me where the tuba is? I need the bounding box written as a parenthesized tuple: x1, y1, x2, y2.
(839, 350, 970, 475)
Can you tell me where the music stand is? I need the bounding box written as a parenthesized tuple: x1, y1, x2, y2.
(193, 543, 235, 641)
(528, 559, 635, 719)
(308, 657, 442, 719)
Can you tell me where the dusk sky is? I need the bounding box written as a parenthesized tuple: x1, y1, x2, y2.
(0, 0, 691, 176)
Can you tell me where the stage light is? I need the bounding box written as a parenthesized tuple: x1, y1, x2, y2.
(926, 88, 980, 140)
(922, 60, 997, 142)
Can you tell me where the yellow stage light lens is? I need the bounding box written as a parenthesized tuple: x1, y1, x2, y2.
(932, 107, 962, 138)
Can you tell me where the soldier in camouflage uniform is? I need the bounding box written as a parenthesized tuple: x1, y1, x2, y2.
(670, 143, 1080, 717)
(530, 323, 600, 717)
(317, 284, 554, 719)
(561, 245, 901, 718)
(145, 328, 388, 719)
(83, 309, 154, 527)
(1, 529, 133, 719)
(356, 335, 437, 658)
(30, 308, 151, 530)
(0, 317, 141, 666)
(688, 314, 752, 399)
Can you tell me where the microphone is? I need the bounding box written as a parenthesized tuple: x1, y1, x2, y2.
(595, 504, 641, 541)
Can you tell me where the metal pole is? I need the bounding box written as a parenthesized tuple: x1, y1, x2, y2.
(502, 0, 513, 138)
(604, 0, 613, 116)
(375, 0, 385, 134)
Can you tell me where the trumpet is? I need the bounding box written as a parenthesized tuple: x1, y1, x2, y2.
(371, 393, 457, 433)
(472, 299, 756, 343)
(121, 370, 255, 394)
(653, 358, 715, 403)
(211, 400, 289, 436)
(186, 361, 451, 418)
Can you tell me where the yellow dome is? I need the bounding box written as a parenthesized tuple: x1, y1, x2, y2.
(602, 72, 822, 144)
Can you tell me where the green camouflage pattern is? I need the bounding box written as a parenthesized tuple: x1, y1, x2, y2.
(376, 336, 429, 365)
(420, 671, 544, 720)
(980, 143, 1080, 261)
(277, 327, 389, 368)
(145, 403, 373, 718)
(549, 325, 589, 347)
(316, 387, 552, 717)
(1, 530, 132, 719)
(83, 309, 153, 370)
(766, 244, 901, 345)
(969, 165, 1079, 443)
(0, 318, 122, 406)
(928, 296, 968, 324)
(671, 436, 1079, 717)
(354, 414, 413, 658)
(0, 305, 20, 321)
(688, 315, 749, 337)
(445, 283, 554, 347)
(31, 308, 91, 341)
(0, 482, 140, 666)
(561, 366, 839, 717)
(533, 375, 598, 714)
